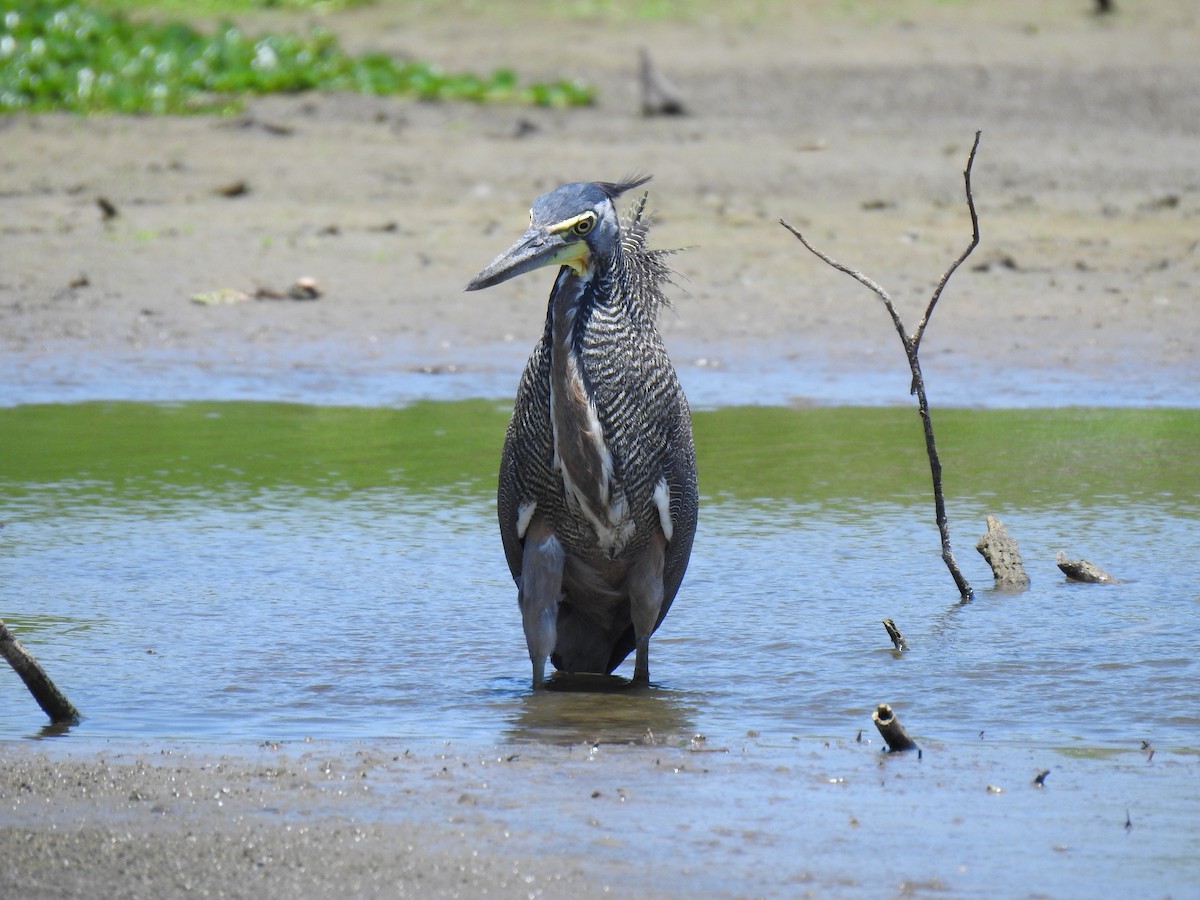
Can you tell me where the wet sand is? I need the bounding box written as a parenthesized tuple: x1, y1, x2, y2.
(4, 734, 1195, 899)
(2, 1, 1199, 896)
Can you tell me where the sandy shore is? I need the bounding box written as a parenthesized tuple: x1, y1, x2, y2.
(2, 2, 1199, 897)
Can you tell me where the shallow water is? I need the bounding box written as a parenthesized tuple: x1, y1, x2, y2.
(2, 401, 1197, 752)
(4, 338, 1197, 410)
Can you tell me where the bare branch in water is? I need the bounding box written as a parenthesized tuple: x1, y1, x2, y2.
(780, 131, 984, 602)
(0, 618, 81, 725)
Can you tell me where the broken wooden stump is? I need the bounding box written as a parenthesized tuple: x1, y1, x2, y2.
(1056, 551, 1114, 583)
(872, 703, 919, 753)
(976, 514, 1030, 588)
(0, 618, 81, 725)
(638, 48, 686, 116)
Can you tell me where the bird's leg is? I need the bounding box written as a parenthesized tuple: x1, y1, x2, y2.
(518, 519, 564, 689)
(626, 531, 666, 686)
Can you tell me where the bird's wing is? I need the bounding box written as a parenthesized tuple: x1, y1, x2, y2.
(496, 434, 524, 583)
(600, 398, 697, 674)
(658, 410, 699, 627)
(497, 339, 554, 584)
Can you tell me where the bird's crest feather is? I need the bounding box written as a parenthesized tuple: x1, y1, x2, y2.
(596, 174, 653, 201)
(619, 190, 678, 321)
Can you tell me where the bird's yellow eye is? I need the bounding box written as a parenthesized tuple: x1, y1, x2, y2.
(572, 214, 595, 236)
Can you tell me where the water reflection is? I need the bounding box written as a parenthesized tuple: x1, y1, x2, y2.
(502, 678, 698, 746)
(28, 721, 77, 740)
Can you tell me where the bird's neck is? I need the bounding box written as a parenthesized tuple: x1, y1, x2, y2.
(549, 252, 618, 347)
(546, 256, 634, 556)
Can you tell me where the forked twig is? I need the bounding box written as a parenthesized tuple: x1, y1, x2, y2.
(913, 133, 982, 357)
(780, 130, 983, 602)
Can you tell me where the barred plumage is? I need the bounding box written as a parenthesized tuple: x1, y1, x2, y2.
(467, 178, 698, 687)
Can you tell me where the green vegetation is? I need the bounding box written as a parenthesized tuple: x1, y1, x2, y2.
(0, 400, 507, 499)
(692, 405, 1200, 511)
(0, 0, 594, 113)
(2, 402, 1197, 515)
(101, 1, 370, 10)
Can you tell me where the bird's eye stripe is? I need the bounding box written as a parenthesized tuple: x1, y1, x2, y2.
(549, 212, 596, 236)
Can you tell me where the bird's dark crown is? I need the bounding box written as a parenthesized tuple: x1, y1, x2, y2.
(529, 176, 652, 227)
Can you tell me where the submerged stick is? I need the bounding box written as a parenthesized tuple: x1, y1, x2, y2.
(976, 514, 1030, 588)
(0, 619, 81, 725)
(872, 703, 918, 753)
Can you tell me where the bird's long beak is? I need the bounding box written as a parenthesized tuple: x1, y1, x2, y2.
(465, 227, 588, 291)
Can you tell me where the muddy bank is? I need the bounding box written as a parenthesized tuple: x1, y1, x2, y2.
(2, 735, 1195, 899)
(2, 2, 1198, 407)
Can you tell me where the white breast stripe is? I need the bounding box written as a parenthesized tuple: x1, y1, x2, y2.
(653, 477, 673, 542)
(516, 500, 537, 540)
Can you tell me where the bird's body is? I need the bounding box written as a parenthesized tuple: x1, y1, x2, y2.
(467, 177, 697, 687)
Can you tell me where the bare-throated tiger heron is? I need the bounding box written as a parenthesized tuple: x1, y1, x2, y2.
(466, 177, 698, 688)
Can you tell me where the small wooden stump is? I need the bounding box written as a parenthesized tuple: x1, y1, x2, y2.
(872, 703, 919, 753)
(1056, 551, 1114, 583)
(976, 514, 1030, 588)
(882, 618, 907, 652)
